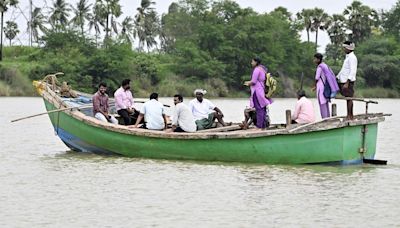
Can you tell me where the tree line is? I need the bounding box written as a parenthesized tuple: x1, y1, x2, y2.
(1, 0, 400, 97)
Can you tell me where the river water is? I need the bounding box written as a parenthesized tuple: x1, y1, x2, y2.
(1, 97, 399, 227)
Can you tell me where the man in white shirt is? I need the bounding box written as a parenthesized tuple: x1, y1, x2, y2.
(171, 94, 197, 133)
(133, 93, 167, 130)
(337, 41, 358, 120)
(189, 89, 230, 130)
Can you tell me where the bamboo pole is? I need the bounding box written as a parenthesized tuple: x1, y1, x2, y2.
(335, 97, 378, 104)
(11, 100, 170, 123)
(10, 105, 91, 123)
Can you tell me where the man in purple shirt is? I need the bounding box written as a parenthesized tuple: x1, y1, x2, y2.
(92, 82, 118, 124)
(114, 79, 138, 125)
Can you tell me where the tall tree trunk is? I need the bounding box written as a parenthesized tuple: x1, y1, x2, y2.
(0, 12, 4, 61)
(9, 39, 11, 46)
(81, 24, 84, 37)
(306, 29, 310, 42)
(315, 29, 319, 50)
(105, 4, 109, 39)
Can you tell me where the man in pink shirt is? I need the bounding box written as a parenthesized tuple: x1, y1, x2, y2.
(291, 90, 316, 124)
(114, 79, 137, 125)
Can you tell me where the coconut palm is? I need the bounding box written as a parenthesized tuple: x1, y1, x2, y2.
(134, 0, 158, 52)
(311, 8, 329, 50)
(4, 20, 18, 46)
(71, 0, 92, 36)
(49, 0, 71, 31)
(296, 9, 314, 42)
(29, 7, 48, 44)
(119, 16, 135, 44)
(0, 0, 18, 61)
(89, 1, 106, 45)
(95, 0, 121, 40)
(144, 10, 159, 51)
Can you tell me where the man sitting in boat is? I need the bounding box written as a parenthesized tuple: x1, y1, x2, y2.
(133, 93, 168, 130)
(171, 94, 197, 133)
(92, 82, 118, 124)
(189, 89, 230, 130)
(291, 90, 315, 124)
(114, 79, 138, 125)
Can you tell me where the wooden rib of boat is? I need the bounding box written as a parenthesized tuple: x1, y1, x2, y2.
(33, 79, 388, 165)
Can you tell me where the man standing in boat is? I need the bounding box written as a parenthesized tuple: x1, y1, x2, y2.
(92, 82, 118, 124)
(189, 89, 230, 130)
(171, 94, 197, 133)
(114, 79, 137, 125)
(337, 41, 357, 120)
(133, 93, 168, 130)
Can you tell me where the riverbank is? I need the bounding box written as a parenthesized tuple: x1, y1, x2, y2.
(1, 46, 399, 98)
(1, 65, 398, 98)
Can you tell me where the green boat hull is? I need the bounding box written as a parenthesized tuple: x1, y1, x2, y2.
(43, 99, 378, 164)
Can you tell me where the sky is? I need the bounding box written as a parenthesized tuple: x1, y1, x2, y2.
(7, 0, 398, 52)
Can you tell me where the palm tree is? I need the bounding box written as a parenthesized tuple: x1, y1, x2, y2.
(0, 0, 18, 61)
(326, 14, 347, 62)
(95, 0, 122, 40)
(89, 1, 106, 45)
(49, 0, 71, 32)
(327, 14, 347, 45)
(4, 20, 18, 46)
(119, 16, 135, 44)
(343, 0, 378, 43)
(71, 0, 92, 36)
(296, 9, 314, 42)
(134, 0, 158, 51)
(144, 10, 159, 51)
(311, 8, 329, 50)
(29, 7, 48, 44)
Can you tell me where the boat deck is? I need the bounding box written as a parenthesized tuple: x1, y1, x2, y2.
(36, 82, 388, 140)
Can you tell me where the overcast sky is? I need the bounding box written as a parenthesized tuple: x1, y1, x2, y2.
(8, 0, 398, 52)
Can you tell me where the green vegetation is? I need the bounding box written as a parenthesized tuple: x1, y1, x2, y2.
(0, 0, 400, 98)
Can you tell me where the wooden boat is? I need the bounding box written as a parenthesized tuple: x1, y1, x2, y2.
(32, 78, 388, 165)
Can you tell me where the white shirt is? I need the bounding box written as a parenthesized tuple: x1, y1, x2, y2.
(140, 99, 165, 130)
(337, 52, 358, 83)
(189, 98, 216, 120)
(172, 103, 197, 132)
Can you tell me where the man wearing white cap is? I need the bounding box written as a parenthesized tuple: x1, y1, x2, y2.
(189, 89, 230, 130)
(337, 41, 357, 120)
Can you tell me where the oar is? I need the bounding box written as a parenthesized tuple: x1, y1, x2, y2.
(10, 105, 92, 123)
(11, 101, 171, 123)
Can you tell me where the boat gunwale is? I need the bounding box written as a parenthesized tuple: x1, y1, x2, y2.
(41, 84, 386, 140)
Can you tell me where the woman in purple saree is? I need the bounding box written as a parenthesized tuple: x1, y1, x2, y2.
(313, 53, 340, 119)
(244, 57, 272, 129)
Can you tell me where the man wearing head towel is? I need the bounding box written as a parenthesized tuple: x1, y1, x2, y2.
(188, 89, 230, 130)
(337, 41, 358, 120)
